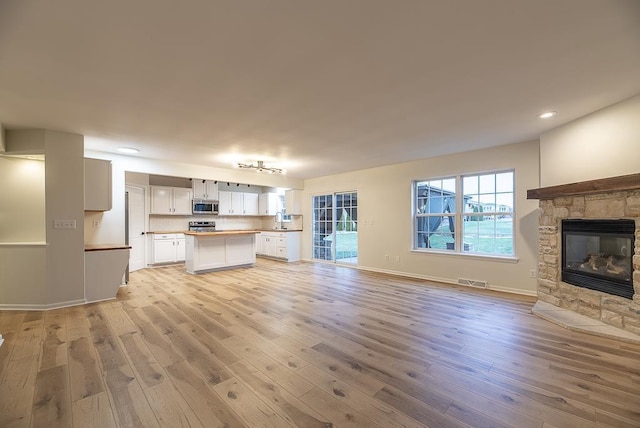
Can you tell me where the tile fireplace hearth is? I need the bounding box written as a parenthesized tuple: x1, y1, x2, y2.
(528, 173, 640, 338)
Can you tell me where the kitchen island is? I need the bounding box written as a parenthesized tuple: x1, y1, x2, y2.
(184, 230, 260, 274)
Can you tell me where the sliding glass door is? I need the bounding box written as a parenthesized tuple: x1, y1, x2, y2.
(312, 192, 358, 264)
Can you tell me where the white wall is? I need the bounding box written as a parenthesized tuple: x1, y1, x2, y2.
(302, 140, 541, 295)
(1, 130, 85, 308)
(540, 94, 640, 186)
(0, 245, 47, 306)
(0, 156, 46, 242)
(44, 130, 85, 306)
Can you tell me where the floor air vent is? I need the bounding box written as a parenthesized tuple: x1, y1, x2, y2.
(457, 278, 488, 289)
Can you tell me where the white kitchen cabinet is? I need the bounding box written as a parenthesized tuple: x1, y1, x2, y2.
(152, 233, 185, 264)
(84, 158, 112, 211)
(176, 235, 186, 261)
(219, 191, 241, 215)
(172, 188, 193, 214)
(285, 189, 303, 215)
(192, 179, 218, 200)
(257, 231, 301, 261)
(243, 193, 259, 215)
(219, 191, 259, 215)
(150, 186, 193, 215)
(259, 192, 279, 215)
(258, 233, 278, 257)
(256, 234, 265, 254)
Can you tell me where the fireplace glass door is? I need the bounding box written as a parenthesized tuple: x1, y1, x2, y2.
(562, 219, 635, 299)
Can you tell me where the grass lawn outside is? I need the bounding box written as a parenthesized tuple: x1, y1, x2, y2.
(323, 231, 358, 260)
(323, 218, 513, 260)
(420, 217, 513, 255)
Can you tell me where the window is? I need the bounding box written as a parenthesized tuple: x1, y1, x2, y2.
(277, 194, 292, 222)
(413, 170, 514, 256)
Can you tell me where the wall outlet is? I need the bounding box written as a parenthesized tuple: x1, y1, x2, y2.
(530, 269, 537, 278)
(54, 219, 76, 229)
(396, 255, 400, 263)
(385, 254, 389, 261)
(93, 220, 101, 228)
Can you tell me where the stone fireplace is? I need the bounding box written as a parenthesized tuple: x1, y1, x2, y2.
(528, 173, 640, 336)
(562, 218, 635, 299)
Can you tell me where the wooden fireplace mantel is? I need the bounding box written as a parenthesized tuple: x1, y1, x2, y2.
(527, 173, 640, 200)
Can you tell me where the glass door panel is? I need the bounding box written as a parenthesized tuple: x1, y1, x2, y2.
(312, 194, 333, 261)
(312, 192, 358, 264)
(335, 192, 358, 264)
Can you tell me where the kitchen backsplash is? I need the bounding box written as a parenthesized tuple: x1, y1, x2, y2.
(149, 215, 302, 232)
(262, 215, 303, 230)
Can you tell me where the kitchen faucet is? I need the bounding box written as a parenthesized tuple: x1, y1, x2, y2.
(274, 211, 285, 230)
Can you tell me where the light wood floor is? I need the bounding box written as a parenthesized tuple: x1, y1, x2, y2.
(1, 259, 640, 427)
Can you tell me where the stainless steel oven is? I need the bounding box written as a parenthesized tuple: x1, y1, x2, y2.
(189, 221, 216, 232)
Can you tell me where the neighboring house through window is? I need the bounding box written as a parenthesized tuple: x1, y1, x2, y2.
(413, 170, 515, 256)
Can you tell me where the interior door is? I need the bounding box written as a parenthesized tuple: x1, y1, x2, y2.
(126, 185, 146, 271)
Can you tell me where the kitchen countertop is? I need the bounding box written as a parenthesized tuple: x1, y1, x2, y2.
(149, 229, 302, 234)
(184, 230, 261, 237)
(85, 244, 132, 252)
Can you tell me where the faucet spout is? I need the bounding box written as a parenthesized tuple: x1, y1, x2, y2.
(274, 211, 284, 229)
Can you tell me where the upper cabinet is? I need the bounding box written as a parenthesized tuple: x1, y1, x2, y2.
(150, 186, 193, 215)
(243, 193, 259, 215)
(259, 192, 279, 216)
(285, 189, 302, 215)
(218, 191, 242, 215)
(192, 179, 218, 200)
(84, 158, 112, 211)
(219, 191, 260, 216)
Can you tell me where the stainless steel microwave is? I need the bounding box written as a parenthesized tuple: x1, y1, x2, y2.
(192, 200, 218, 215)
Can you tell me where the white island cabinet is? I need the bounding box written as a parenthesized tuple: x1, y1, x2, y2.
(184, 230, 259, 274)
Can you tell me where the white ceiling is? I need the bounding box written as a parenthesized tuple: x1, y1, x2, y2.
(1, 0, 639, 179)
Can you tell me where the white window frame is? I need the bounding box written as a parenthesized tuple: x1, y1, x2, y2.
(412, 170, 515, 258)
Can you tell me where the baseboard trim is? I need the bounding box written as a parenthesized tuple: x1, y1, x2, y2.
(488, 284, 537, 297)
(357, 265, 455, 284)
(359, 265, 537, 297)
(301, 259, 537, 297)
(0, 299, 86, 311)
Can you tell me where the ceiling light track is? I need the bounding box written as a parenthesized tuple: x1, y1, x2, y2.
(236, 160, 285, 174)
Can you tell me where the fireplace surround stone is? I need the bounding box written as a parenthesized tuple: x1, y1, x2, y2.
(528, 174, 640, 337)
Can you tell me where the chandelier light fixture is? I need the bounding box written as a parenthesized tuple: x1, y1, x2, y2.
(236, 160, 285, 174)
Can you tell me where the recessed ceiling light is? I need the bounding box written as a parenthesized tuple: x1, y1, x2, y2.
(117, 147, 139, 154)
(537, 111, 557, 119)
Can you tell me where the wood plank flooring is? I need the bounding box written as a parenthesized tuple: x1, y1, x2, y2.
(1, 258, 640, 427)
